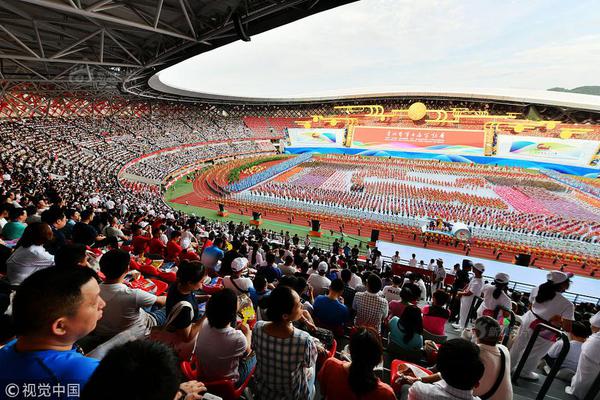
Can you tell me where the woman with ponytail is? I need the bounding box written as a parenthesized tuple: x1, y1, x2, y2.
(318, 327, 395, 400)
(478, 272, 512, 322)
(510, 270, 575, 381)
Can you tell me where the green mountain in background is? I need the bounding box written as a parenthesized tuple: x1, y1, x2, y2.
(548, 86, 600, 96)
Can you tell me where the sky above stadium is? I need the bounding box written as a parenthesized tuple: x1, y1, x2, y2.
(157, 0, 600, 99)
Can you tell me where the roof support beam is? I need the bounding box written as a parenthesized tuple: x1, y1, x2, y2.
(20, 0, 197, 42)
(0, 24, 40, 58)
(0, 54, 139, 67)
(51, 29, 101, 59)
(153, 0, 164, 28)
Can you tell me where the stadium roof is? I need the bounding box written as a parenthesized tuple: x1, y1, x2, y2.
(0, 0, 355, 98)
(148, 77, 600, 111)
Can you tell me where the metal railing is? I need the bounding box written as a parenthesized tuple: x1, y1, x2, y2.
(512, 323, 570, 400)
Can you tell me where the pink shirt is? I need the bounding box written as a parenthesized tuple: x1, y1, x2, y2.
(421, 305, 449, 336)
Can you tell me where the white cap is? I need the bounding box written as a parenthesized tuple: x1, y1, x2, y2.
(231, 257, 248, 273)
(590, 311, 600, 328)
(139, 221, 149, 229)
(473, 263, 485, 272)
(317, 261, 328, 272)
(547, 270, 573, 284)
(494, 273, 510, 284)
(181, 238, 191, 250)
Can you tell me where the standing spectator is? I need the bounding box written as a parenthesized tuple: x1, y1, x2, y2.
(318, 327, 395, 400)
(478, 273, 512, 322)
(433, 259, 446, 291)
(0, 268, 105, 390)
(453, 263, 484, 331)
(510, 271, 575, 381)
(252, 286, 318, 400)
(353, 274, 388, 333)
(408, 253, 417, 268)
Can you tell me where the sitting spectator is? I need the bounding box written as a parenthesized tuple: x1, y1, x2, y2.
(195, 288, 256, 383)
(382, 275, 403, 302)
(201, 237, 225, 273)
(94, 249, 166, 342)
(0, 268, 105, 390)
(318, 327, 395, 400)
(544, 321, 591, 378)
(219, 239, 242, 276)
(472, 316, 512, 400)
(1, 206, 27, 240)
(307, 261, 331, 296)
(252, 285, 318, 400)
(260, 252, 282, 283)
(41, 206, 67, 255)
(54, 243, 90, 269)
(6, 222, 54, 285)
(401, 339, 485, 400)
(567, 311, 600, 399)
(224, 257, 254, 295)
(147, 227, 167, 258)
(313, 279, 350, 336)
(81, 340, 206, 400)
(165, 260, 208, 343)
(388, 282, 421, 321)
(389, 305, 424, 352)
(280, 255, 297, 276)
(72, 209, 105, 247)
(249, 274, 271, 309)
(422, 290, 450, 336)
(166, 231, 183, 262)
(340, 269, 357, 308)
(131, 224, 151, 255)
(102, 216, 129, 243)
(353, 274, 388, 333)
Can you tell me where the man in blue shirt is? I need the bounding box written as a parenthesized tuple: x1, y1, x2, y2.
(312, 279, 349, 336)
(0, 267, 106, 398)
(200, 237, 225, 274)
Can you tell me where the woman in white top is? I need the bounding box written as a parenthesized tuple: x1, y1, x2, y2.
(224, 257, 254, 295)
(6, 222, 54, 285)
(510, 271, 575, 381)
(477, 272, 512, 322)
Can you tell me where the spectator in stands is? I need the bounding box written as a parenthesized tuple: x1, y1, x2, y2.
(422, 290, 450, 336)
(401, 339, 485, 400)
(0, 268, 105, 390)
(478, 272, 512, 322)
(307, 261, 331, 296)
(318, 327, 395, 400)
(382, 275, 403, 303)
(313, 279, 349, 336)
(1, 206, 27, 240)
(280, 255, 297, 276)
(0, 203, 10, 234)
(6, 222, 54, 285)
(63, 208, 80, 240)
(249, 274, 271, 309)
(433, 259, 446, 291)
(165, 260, 208, 344)
(567, 311, 600, 399)
(408, 253, 417, 268)
(340, 269, 357, 309)
(224, 257, 254, 295)
(195, 288, 255, 384)
(260, 252, 283, 283)
(41, 206, 67, 255)
(102, 216, 129, 243)
(249, 242, 265, 268)
(54, 243, 89, 269)
(471, 316, 512, 400)
(131, 224, 151, 255)
(353, 274, 388, 333)
(388, 282, 421, 321)
(147, 227, 167, 258)
(220, 239, 242, 276)
(81, 340, 206, 400)
(166, 230, 183, 262)
(72, 210, 105, 247)
(543, 321, 591, 379)
(94, 249, 166, 342)
(510, 271, 575, 381)
(252, 285, 318, 400)
(201, 237, 225, 274)
(389, 305, 424, 353)
(453, 263, 484, 331)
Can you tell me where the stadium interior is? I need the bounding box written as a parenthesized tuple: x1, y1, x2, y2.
(0, 1, 599, 400)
